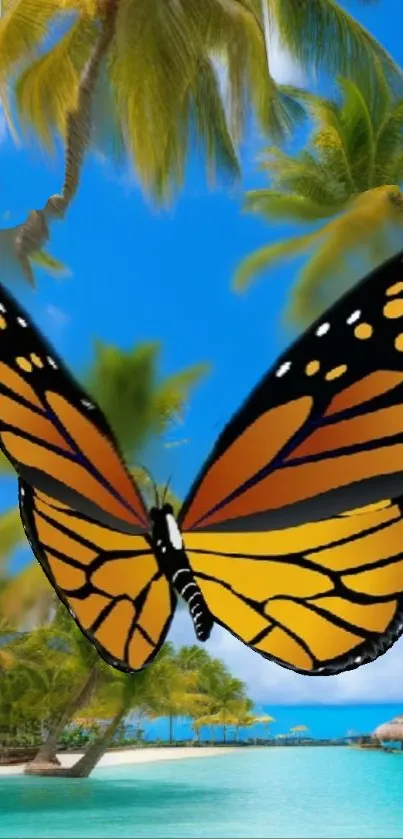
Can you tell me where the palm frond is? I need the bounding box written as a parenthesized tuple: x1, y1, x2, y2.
(15, 15, 96, 148)
(286, 187, 403, 323)
(233, 231, 321, 292)
(110, 0, 200, 193)
(31, 249, 70, 277)
(243, 189, 342, 223)
(269, 0, 402, 92)
(336, 78, 375, 190)
(0, 507, 25, 569)
(0, 0, 64, 78)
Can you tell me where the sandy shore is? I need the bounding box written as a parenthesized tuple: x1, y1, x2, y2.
(0, 746, 244, 776)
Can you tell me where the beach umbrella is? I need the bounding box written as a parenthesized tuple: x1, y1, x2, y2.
(290, 725, 308, 740)
(374, 716, 403, 747)
(254, 713, 275, 739)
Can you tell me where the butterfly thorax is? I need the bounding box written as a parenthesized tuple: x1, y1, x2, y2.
(150, 504, 214, 642)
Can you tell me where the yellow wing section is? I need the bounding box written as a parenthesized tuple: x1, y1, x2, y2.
(184, 499, 403, 675)
(20, 483, 175, 672)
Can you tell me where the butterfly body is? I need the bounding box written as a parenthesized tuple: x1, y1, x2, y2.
(149, 503, 214, 643)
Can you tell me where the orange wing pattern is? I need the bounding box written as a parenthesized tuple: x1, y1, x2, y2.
(180, 252, 403, 535)
(179, 251, 403, 675)
(184, 499, 403, 675)
(20, 483, 175, 672)
(0, 286, 148, 534)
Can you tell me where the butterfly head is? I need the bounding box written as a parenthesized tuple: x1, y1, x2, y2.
(150, 503, 183, 551)
(150, 502, 174, 521)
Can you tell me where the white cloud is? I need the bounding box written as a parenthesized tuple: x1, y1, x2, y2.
(267, 26, 305, 86)
(169, 610, 403, 705)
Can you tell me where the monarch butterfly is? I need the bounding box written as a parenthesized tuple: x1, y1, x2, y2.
(2, 252, 403, 676)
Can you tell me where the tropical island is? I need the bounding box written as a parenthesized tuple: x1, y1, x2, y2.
(0, 8, 402, 839)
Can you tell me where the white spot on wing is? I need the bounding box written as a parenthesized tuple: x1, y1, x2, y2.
(81, 399, 94, 409)
(316, 322, 330, 336)
(47, 356, 58, 369)
(0, 303, 6, 313)
(17, 317, 27, 327)
(347, 310, 361, 325)
(275, 361, 291, 378)
(166, 513, 183, 549)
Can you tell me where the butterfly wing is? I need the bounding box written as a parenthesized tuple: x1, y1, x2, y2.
(0, 283, 176, 670)
(179, 250, 403, 674)
(20, 483, 176, 672)
(0, 286, 148, 534)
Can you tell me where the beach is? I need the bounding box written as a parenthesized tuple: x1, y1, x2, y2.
(0, 745, 244, 776)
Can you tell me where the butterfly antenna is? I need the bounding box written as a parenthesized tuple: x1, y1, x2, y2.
(138, 463, 160, 508)
(162, 474, 173, 505)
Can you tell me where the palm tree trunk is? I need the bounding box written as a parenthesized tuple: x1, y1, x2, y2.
(14, 0, 120, 283)
(168, 713, 174, 745)
(25, 700, 129, 778)
(24, 666, 99, 774)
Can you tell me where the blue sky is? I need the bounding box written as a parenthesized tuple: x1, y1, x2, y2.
(1, 0, 403, 703)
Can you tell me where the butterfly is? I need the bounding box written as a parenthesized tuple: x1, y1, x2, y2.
(2, 251, 403, 677)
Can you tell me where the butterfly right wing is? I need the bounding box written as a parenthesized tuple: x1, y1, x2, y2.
(184, 498, 403, 676)
(19, 482, 176, 672)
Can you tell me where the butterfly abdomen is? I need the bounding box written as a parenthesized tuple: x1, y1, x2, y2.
(151, 505, 214, 642)
(171, 563, 214, 642)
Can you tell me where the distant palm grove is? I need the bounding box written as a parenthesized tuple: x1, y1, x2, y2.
(0, 0, 401, 778)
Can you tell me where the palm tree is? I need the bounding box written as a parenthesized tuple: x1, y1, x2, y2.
(23, 643, 203, 778)
(0, 0, 399, 284)
(194, 662, 247, 743)
(230, 699, 258, 742)
(147, 645, 206, 745)
(24, 646, 159, 777)
(235, 76, 403, 324)
(24, 604, 109, 773)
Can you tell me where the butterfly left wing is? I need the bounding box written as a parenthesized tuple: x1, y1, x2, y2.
(0, 284, 148, 535)
(0, 282, 176, 670)
(179, 250, 403, 674)
(19, 483, 176, 672)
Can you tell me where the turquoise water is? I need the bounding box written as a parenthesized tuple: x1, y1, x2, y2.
(2, 747, 403, 838)
(137, 703, 403, 742)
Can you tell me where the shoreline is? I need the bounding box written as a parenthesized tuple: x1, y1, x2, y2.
(0, 745, 245, 777)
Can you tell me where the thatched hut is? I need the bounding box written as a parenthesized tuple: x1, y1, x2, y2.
(374, 716, 403, 749)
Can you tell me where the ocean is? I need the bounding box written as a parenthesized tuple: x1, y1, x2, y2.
(132, 703, 403, 742)
(2, 746, 403, 838)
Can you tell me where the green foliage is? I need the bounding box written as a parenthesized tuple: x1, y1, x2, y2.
(1, 0, 397, 204)
(235, 77, 403, 323)
(84, 340, 209, 465)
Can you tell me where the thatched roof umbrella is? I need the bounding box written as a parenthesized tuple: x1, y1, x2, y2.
(374, 716, 403, 748)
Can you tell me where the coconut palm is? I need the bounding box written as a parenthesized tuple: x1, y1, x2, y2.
(235, 76, 403, 324)
(24, 642, 202, 777)
(24, 644, 160, 777)
(147, 645, 207, 744)
(24, 603, 109, 773)
(194, 664, 247, 743)
(0, 0, 399, 284)
(226, 698, 256, 742)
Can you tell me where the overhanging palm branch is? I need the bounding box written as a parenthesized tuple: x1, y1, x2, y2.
(0, 0, 399, 285)
(235, 77, 403, 323)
